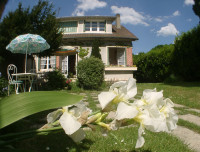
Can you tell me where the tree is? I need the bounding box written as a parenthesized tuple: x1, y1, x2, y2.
(193, 0, 200, 24)
(78, 46, 89, 59)
(90, 39, 101, 59)
(172, 25, 200, 81)
(0, 0, 62, 76)
(0, 0, 8, 18)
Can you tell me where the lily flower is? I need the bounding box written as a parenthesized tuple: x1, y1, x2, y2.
(133, 89, 178, 148)
(98, 78, 137, 111)
(46, 101, 92, 142)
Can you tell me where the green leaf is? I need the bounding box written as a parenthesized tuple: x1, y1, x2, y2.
(0, 91, 83, 129)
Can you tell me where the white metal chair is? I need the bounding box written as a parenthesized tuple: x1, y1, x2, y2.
(7, 64, 24, 96)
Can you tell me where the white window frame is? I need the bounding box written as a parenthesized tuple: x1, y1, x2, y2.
(84, 21, 105, 33)
(40, 56, 56, 72)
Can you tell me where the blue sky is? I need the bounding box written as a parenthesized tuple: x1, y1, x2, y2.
(1, 0, 199, 54)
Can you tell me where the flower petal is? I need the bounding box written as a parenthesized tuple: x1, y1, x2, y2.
(135, 125, 145, 148)
(98, 92, 116, 110)
(126, 78, 137, 99)
(47, 109, 63, 124)
(115, 102, 138, 120)
(69, 128, 85, 142)
(59, 112, 81, 135)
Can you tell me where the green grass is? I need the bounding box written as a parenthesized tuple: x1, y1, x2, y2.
(1, 127, 192, 152)
(136, 82, 200, 109)
(178, 119, 200, 134)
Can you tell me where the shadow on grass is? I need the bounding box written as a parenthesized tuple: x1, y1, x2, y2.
(112, 150, 151, 152)
(1, 132, 93, 152)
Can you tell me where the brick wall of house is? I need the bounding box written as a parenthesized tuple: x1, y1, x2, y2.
(56, 56, 60, 69)
(126, 47, 133, 66)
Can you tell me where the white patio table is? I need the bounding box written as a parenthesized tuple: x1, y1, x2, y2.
(12, 73, 37, 92)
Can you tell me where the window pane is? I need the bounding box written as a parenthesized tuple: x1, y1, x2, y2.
(117, 50, 125, 66)
(49, 56, 56, 69)
(85, 22, 90, 31)
(62, 56, 68, 73)
(92, 22, 97, 31)
(40, 57, 47, 69)
(99, 22, 105, 31)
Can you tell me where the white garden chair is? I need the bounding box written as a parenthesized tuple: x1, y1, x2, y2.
(7, 64, 24, 96)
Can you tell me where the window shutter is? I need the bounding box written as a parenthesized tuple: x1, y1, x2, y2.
(117, 49, 125, 66)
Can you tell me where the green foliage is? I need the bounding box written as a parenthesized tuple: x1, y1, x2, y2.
(78, 47, 89, 59)
(0, 76, 8, 96)
(77, 57, 104, 89)
(134, 44, 174, 82)
(193, 0, 200, 22)
(43, 69, 66, 90)
(90, 39, 102, 59)
(0, 91, 82, 129)
(172, 25, 200, 81)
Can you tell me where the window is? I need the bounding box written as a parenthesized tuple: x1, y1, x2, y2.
(59, 21, 77, 33)
(109, 48, 126, 66)
(40, 56, 56, 70)
(84, 21, 105, 32)
(99, 22, 105, 31)
(85, 22, 90, 31)
(92, 22, 97, 31)
(61, 56, 68, 74)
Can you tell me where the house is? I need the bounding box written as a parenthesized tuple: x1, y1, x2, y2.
(34, 14, 138, 81)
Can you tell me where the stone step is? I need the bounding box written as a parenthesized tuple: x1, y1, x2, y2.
(172, 126, 200, 152)
(179, 114, 200, 127)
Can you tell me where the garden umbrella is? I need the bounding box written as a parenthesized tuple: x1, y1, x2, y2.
(6, 33, 50, 73)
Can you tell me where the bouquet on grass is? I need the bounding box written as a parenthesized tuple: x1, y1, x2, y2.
(41, 78, 178, 148)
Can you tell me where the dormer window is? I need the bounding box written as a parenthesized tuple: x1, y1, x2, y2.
(84, 21, 105, 32)
(59, 21, 77, 33)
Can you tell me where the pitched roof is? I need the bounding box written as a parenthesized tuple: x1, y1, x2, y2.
(62, 25, 138, 41)
(57, 16, 116, 22)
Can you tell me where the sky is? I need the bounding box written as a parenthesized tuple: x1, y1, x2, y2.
(1, 0, 199, 54)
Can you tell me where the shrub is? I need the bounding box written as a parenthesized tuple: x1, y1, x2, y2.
(0, 73, 8, 96)
(134, 44, 174, 82)
(43, 69, 66, 90)
(172, 25, 200, 81)
(77, 57, 104, 89)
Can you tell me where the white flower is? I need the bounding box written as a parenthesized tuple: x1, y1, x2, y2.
(98, 78, 137, 111)
(46, 101, 91, 142)
(133, 89, 178, 148)
(115, 102, 138, 120)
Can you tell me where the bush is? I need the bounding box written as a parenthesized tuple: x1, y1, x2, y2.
(77, 57, 104, 89)
(0, 73, 8, 96)
(172, 25, 200, 81)
(42, 69, 66, 90)
(134, 44, 174, 82)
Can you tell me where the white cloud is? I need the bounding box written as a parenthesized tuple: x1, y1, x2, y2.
(173, 11, 180, 16)
(72, 0, 107, 16)
(157, 23, 179, 36)
(111, 6, 149, 26)
(184, 0, 194, 5)
(154, 17, 163, 22)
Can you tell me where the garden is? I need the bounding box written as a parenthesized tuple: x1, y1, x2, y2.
(0, 78, 200, 152)
(0, 0, 200, 151)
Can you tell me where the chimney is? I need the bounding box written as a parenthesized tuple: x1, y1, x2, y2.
(116, 14, 121, 29)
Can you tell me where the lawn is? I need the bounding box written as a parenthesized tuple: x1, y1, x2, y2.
(0, 81, 199, 152)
